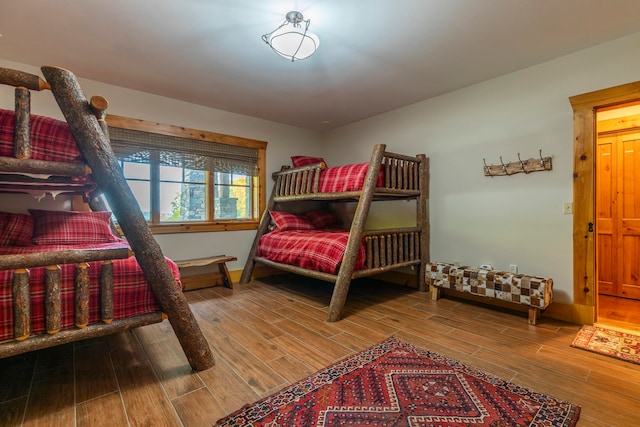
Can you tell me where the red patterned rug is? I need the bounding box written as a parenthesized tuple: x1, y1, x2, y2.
(571, 325, 640, 365)
(216, 337, 580, 426)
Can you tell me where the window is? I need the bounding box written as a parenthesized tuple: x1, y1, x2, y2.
(106, 114, 267, 234)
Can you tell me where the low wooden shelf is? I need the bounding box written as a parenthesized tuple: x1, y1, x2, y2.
(175, 255, 237, 291)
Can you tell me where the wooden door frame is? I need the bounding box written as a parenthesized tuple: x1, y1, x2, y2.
(569, 81, 640, 324)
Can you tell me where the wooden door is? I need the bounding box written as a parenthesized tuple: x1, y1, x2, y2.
(597, 131, 640, 300)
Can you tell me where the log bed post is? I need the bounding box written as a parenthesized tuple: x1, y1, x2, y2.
(417, 154, 429, 292)
(14, 87, 31, 159)
(240, 182, 278, 284)
(326, 144, 386, 322)
(40, 66, 214, 371)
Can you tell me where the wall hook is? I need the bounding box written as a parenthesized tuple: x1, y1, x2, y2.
(483, 150, 553, 177)
(483, 158, 491, 176)
(539, 149, 546, 167)
(517, 153, 529, 173)
(499, 156, 510, 175)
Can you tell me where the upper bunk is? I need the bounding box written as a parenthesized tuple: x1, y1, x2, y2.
(0, 68, 101, 200)
(271, 144, 427, 203)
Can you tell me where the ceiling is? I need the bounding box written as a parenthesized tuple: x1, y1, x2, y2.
(3, 0, 640, 131)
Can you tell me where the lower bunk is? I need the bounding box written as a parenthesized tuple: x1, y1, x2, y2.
(256, 226, 423, 277)
(0, 211, 181, 359)
(252, 218, 424, 320)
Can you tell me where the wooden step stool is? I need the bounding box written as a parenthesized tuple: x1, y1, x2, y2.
(175, 255, 237, 291)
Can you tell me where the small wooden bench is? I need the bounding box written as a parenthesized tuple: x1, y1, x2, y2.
(175, 255, 237, 291)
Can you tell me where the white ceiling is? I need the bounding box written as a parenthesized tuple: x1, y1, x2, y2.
(3, 0, 640, 131)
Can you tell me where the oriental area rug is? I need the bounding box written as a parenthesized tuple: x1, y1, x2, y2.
(216, 337, 581, 426)
(571, 325, 640, 365)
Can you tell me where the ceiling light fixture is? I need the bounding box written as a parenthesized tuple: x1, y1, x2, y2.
(262, 11, 319, 62)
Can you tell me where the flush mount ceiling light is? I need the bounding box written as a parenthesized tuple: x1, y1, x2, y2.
(262, 11, 319, 62)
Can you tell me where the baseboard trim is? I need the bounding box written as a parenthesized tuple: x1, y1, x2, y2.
(542, 301, 594, 325)
(231, 269, 593, 325)
(230, 265, 286, 283)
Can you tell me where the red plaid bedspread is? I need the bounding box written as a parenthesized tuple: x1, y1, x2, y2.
(0, 108, 84, 163)
(318, 163, 384, 193)
(0, 242, 181, 343)
(257, 229, 366, 275)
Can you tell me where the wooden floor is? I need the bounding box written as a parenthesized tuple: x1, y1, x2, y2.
(598, 293, 640, 329)
(1, 274, 640, 426)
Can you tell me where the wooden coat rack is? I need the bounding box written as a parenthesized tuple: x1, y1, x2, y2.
(483, 150, 552, 177)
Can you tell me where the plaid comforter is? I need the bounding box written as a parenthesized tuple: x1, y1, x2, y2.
(0, 242, 181, 343)
(318, 163, 384, 193)
(0, 108, 83, 163)
(257, 229, 366, 274)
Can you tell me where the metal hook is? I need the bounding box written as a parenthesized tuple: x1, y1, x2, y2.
(483, 158, 491, 175)
(539, 149, 546, 167)
(499, 156, 510, 175)
(517, 153, 529, 173)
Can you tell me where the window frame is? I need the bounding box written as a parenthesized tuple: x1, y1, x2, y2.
(105, 114, 267, 234)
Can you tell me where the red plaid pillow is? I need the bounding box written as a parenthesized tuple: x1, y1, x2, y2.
(291, 156, 326, 168)
(30, 210, 119, 245)
(304, 209, 342, 229)
(270, 211, 315, 231)
(0, 212, 34, 246)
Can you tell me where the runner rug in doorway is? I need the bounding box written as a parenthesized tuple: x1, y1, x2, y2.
(571, 325, 640, 365)
(216, 336, 580, 426)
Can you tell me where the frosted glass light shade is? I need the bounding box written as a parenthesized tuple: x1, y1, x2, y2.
(269, 27, 319, 61)
(262, 11, 320, 62)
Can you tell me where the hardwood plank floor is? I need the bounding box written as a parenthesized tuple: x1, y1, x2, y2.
(1, 274, 639, 426)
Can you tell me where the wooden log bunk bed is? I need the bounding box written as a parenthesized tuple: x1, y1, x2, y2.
(241, 144, 429, 321)
(0, 66, 214, 371)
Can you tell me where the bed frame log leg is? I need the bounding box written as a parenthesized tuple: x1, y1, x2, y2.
(240, 181, 278, 284)
(41, 66, 215, 371)
(417, 155, 429, 292)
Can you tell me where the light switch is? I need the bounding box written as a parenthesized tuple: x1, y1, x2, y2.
(563, 202, 573, 214)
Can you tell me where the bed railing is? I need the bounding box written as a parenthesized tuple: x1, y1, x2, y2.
(273, 162, 325, 197)
(271, 145, 424, 200)
(362, 227, 422, 271)
(0, 247, 170, 358)
(0, 248, 133, 338)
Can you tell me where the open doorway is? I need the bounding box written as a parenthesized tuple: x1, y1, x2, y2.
(596, 102, 640, 328)
(570, 81, 640, 328)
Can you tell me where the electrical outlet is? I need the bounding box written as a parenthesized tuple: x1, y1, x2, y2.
(563, 202, 573, 214)
(509, 264, 518, 274)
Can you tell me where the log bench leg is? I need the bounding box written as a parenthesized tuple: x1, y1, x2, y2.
(176, 255, 237, 291)
(429, 284, 542, 325)
(217, 262, 233, 289)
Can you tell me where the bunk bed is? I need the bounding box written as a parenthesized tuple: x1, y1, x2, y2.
(0, 66, 214, 371)
(241, 144, 429, 321)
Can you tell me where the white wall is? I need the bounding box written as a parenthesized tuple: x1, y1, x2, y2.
(323, 32, 640, 304)
(4, 31, 640, 303)
(0, 59, 323, 272)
